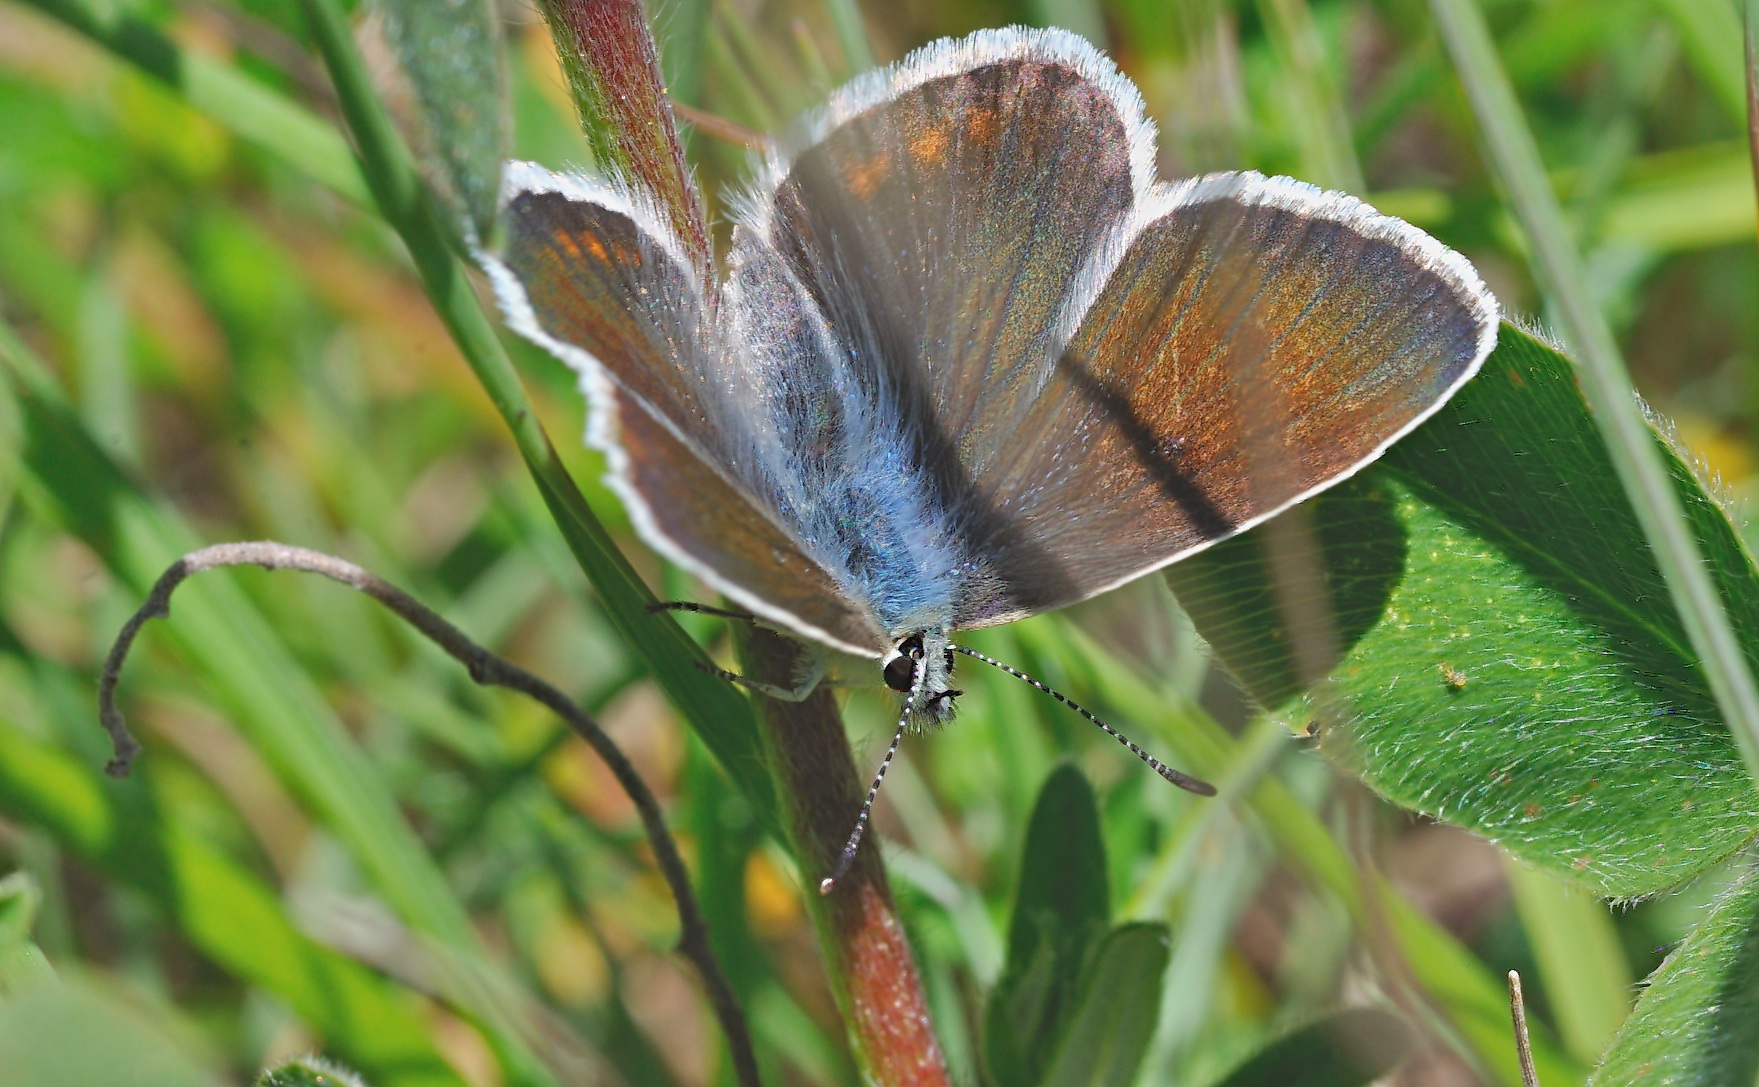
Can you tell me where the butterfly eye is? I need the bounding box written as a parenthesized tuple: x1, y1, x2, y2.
(883, 654, 916, 693)
(900, 634, 925, 660)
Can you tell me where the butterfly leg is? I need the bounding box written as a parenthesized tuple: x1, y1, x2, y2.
(694, 652, 829, 703)
(648, 600, 761, 623)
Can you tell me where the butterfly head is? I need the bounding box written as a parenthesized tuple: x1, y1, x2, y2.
(883, 630, 961, 724)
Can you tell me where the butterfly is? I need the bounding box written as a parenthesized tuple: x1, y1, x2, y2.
(482, 26, 1497, 885)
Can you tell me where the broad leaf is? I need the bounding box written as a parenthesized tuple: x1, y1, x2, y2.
(985, 764, 1113, 1086)
(1039, 922, 1171, 1087)
(1590, 864, 1759, 1086)
(0, 980, 224, 1087)
(0, 872, 55, 996)
(1212, 1007, 1411, 1087)
(1172, 325, 1759, 896)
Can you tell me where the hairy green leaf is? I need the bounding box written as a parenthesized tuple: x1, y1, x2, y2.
(1174, 325, 1759, 896)
(1591, 864, 1759, 1087)
(369, 0, 510, 243)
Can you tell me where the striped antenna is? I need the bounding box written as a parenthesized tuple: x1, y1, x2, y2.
(819, 661, 922, 895)
(949, 645, 1216, 796)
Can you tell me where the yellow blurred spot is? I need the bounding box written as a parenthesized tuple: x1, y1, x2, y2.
(534, 912, 610, 1009)
(427, 1007, 503, 1087)
(744, 850, 801, 939)
(521, 21, 577, 120)
(1672, 414, 1756, 488)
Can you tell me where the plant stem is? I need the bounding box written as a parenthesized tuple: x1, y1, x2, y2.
(292, 0, 778, 828)
(740, 628, 951, 1086)
(1746, 0, 1759, 254)
(538, 0, 712, 272)
(1428, 0, 1759, 790)
(526, 3, 948, 1074)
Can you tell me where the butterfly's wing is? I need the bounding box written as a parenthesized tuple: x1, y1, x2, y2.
(952, 173, 1497, 627)
(484, 164, 888, 656)
(735, 27, 1155, 628)
(739, 28, 1495, 630)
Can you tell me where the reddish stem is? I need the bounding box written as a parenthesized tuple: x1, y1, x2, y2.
(739, 628, 951, 1086)
(537, 0, 713, 273)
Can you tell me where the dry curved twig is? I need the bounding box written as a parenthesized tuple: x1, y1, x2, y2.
(98, 540, 760, 1087)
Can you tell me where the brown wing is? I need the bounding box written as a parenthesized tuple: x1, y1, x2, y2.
(951, 173, 1498, 628)
(486, 165, 887, 655)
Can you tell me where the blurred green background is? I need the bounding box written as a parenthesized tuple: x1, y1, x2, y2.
(0, 0, 1754, 1084)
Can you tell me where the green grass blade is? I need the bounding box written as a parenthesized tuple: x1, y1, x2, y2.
(821, 0, 875, 73)
(0, 335, 551, 1086)
(1652, 0, 1747, 126)
(15, 0, 777, 834)
(0, 717, 465, 1087)
(1505, 862, 1632, 1065)
(20, 0, 368, 205)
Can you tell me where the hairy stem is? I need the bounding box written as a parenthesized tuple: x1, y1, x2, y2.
(739, 628, 950, 1086)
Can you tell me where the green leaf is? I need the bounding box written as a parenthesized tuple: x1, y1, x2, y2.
(1590, 863, 1759, 1087)
(0, 872, 56, 996)
(369, 0, 509, 243)
(1172, 325, 1759, 896)
(1212, 1007, 1411, 1087)
(0, 979, 224, 1087)
(1008, 764, 1111, 959)
(985, 764, 1112, 1086)
(1038, 922, 1170, 1087)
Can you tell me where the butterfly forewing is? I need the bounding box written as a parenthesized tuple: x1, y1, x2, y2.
(489, 167, 890, 655)
(750, 32, 1145, 479)
(951, 176, 1496, 628)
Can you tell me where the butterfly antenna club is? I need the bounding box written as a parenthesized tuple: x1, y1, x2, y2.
(949, 645, 1216, 796)
(820, 669, 922, 895)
